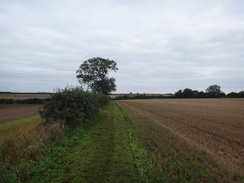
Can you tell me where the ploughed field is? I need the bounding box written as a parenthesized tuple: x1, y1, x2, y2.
(0, 104, 42, 123)
(116, 99, 244, 177)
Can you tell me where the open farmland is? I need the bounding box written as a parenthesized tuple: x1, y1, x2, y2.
(0, 93, 50, 100)
(116, 99, 244, 181)
(0, 104, 42, 123)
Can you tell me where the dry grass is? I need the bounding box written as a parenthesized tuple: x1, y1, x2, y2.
(0, 118, 65, 182)
(0, 103, 65, 182)
(0, 104, 44, 143)
(0, 116, 43, 143)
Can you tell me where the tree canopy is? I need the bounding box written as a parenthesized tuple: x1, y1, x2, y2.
(174, 85, 227, 98)
(206, 84, 222, 96)
(76, 57, 118, 94)
(175, 88, 198, 98)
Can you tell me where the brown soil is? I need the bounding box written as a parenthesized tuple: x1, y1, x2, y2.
(117, 98, 244, 175)
(0, 104, 42, 123)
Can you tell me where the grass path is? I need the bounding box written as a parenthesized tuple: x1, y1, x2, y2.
(25, 102, 160, 183)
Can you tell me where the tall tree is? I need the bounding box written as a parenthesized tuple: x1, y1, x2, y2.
(206, 84, 222, 96)
(76, 57, 118, 94)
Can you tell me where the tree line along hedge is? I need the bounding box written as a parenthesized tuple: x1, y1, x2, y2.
(40, 88, 109, 127)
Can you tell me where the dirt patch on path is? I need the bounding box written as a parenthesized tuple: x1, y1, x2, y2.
(0, 104, 42, 123)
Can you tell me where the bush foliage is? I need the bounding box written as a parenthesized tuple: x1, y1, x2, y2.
(40, 87, 108, 127)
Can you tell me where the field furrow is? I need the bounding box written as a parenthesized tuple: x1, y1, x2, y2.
(0, 104, 42, 123)
(117, 99, 244, 179)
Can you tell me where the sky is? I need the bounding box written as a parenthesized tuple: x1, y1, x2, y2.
(0, 0, 244, 94)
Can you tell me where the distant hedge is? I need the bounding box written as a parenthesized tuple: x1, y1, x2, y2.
(0, 98, 15, 104)
(0, 98, 49, 104)
(227, 91, 244, 98)
(40, 88, 109, 127)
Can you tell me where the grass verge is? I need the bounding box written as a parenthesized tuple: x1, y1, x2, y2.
(0, 116, 42, 143)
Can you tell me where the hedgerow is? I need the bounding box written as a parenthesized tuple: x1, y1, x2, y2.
(0, 87, 109, 182)
(40, 87, 108, 127)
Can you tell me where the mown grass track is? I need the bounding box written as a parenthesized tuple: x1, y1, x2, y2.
(24, 102, 160, 183)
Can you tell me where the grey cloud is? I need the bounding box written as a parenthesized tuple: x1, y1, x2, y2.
(0, 0, 243, 93)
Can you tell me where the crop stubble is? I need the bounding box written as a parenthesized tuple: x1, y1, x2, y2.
(117, 99, 244, 176)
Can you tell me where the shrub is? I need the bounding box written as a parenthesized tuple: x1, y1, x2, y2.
(97, 94, 109, 107)
(40, 87, 100, 127)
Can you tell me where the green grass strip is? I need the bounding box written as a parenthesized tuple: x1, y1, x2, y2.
(114, 102, 161, 182)
(0, 115, 40, 129)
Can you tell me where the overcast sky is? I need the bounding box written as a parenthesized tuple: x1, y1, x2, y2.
(0, 0, 243, 93)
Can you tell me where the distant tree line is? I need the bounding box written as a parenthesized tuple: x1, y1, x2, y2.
(227, 91, 244, 98)
(0, 98, 50, 104)
(175, 84, 244, 98)
(113, 84, 244, 100)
